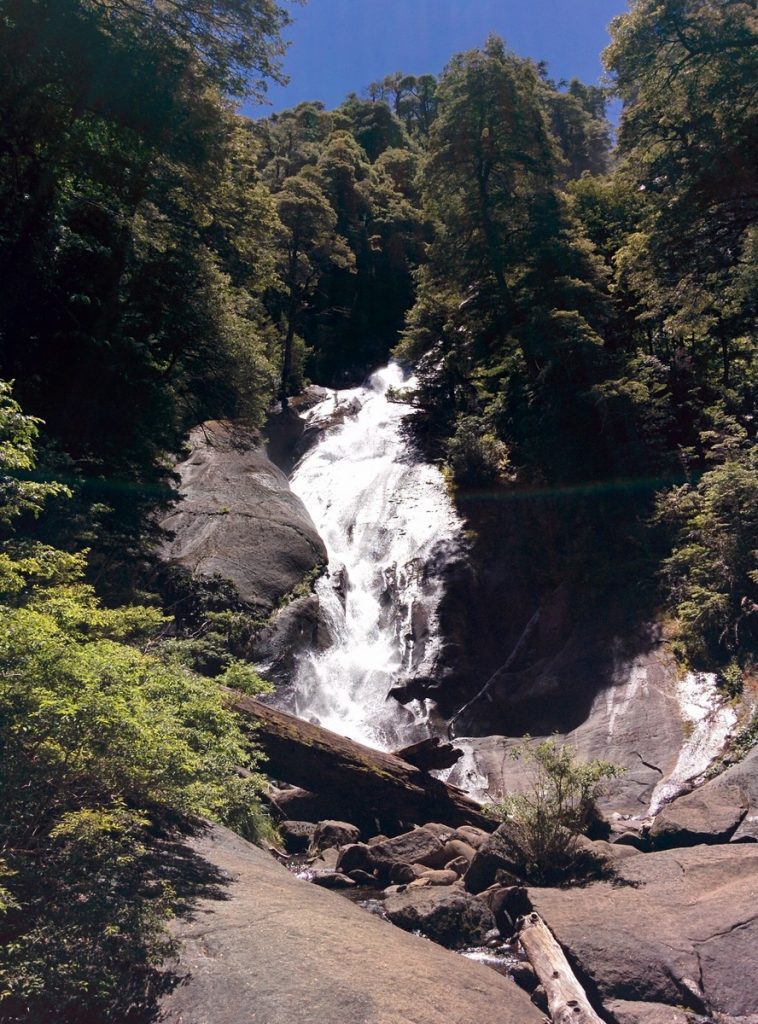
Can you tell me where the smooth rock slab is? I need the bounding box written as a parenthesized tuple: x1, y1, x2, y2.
(159, 420, 326, 614)
(160, 825, 544, 1024)
(650, 746, 758, 847)
(528, 844, 758, 1018)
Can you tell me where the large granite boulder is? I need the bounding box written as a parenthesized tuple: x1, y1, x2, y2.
(159, 420, 326, 615)
(527, 843, 758, 1019)
(160, 825, 543, 1024)
(649, 746, 758, 847)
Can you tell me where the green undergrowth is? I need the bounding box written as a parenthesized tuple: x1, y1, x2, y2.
(0, 384, 274, 1022)
(486, 739, 623, 886)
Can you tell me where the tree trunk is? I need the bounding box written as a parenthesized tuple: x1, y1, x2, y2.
(518, 912, 606, 1024)
(225, 690, 495, 832)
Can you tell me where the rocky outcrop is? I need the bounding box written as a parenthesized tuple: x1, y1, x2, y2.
(159, 420, 326, 616)
(159, 824, 544, 1024)
(649, 745, 758, 847)
(527, 843, 758, 1019)
(445, 649, 738, 820)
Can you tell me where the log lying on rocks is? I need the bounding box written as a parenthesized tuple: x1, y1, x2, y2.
(518, 912, 605, 1024)
(225, 690, 494, 832)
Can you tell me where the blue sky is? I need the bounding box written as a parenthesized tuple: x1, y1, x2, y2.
(244, 0, 628, 118)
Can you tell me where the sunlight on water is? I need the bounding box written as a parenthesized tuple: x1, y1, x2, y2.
(286, 364, 464, 750)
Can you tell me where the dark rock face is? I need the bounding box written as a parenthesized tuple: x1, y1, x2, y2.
(383, 888, 496, 948)
(251, 593, 332, 685)
(463, 823, 524, 894)
(159, 420, 326, 616)
(527, 844, 758, 1019)
(650, 746, 758, 847)
(160, 824, 543, 1024)
(279, 820, 317, 854)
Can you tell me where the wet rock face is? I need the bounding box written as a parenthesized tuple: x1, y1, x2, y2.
(445, 650, 737, 820)
(159, 420, 326, 616)
(649, 745, 758, 847)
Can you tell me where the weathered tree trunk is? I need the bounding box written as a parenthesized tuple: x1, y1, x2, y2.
(225, 690, 494, 832)
(518, 912, 605, 1024)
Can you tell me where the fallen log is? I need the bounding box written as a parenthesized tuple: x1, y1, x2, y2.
(224, 690, 494, 832)
(518, 912, 605, 1024)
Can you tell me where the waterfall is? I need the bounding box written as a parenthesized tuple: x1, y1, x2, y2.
(284, 364, 464, 750)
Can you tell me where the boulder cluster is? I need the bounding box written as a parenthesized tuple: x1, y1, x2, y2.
(278, 766, 758, 1024)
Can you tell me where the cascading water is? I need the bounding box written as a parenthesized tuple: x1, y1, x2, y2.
(284, 364, 464, 750)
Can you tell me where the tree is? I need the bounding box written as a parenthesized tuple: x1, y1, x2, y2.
(655, 449, 758, 668)
(274, 175, 354, 405)
(0, 0, 285, 583)
(397, 38, 611, 484)
(604, 0, 758, 385)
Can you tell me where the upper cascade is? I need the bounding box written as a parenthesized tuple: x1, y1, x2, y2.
(285, 364, 465, 750)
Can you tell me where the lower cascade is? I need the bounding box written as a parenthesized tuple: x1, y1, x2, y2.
(284, 364, 464, 750)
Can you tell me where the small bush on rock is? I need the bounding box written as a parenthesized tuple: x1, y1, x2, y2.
(487, 739, 622, 885)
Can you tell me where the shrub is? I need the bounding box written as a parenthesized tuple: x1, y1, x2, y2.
(445, 414, 509, 486)
(487, 738, 622, 885)
(0, 381, 273, 1020)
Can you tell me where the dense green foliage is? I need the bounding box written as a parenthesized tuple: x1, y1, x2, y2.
(0, 383, 272, 1021)
(395, 8, 756, 675)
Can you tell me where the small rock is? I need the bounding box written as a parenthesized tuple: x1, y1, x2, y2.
(420, 822, 456, 842)
(417, 869, 459, 886)
(310, 872, 356, 890)
(612, 831, 649, 850)
(445, 856, 470, 876)
(442, 839, 477, 864)
(389, 862, 427, 884)
(347, 869, 378, 887)
(384, 888, 496, 948)
(312, 820, 361, 851)
(369, 828, 447, 869)
(309, 846, 339, 872)
(367, 834, 389, 846)
(603, 998, 691, 1024)
(335, 843, 374, 875)
(451, 826, 490, 849)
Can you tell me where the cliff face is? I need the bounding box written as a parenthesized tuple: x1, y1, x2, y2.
(159, 420, 327, 616)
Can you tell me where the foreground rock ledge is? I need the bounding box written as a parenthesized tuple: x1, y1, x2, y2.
(528, 843, 758, 1020)
(160, 824, 543, 1024)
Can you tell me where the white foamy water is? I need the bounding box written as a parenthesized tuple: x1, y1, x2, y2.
(285, 365, 464, 750)
(647, 670, 737, 816)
